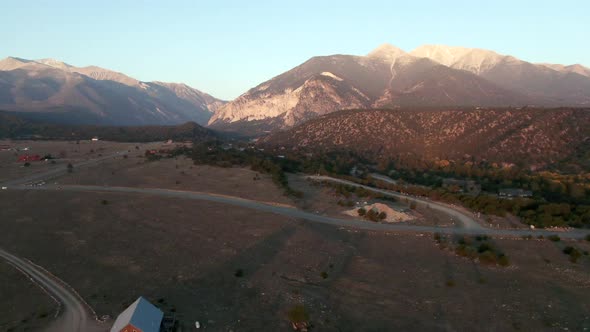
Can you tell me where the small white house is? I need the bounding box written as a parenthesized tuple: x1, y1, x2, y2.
(91, 137, 99, 142)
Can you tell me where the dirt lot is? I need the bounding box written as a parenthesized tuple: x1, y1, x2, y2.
(1, 189, 589, 331)
(288, 175, 457, 227)
(0, 260, 55, 332)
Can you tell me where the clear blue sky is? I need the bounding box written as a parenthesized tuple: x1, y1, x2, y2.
(2, 0, 588, 100)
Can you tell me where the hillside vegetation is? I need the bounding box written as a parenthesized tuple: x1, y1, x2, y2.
(261, 108, 590, 172)
(260, 108, 590, 228)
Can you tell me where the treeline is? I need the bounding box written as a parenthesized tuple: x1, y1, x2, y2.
(284, 150, 372, 176)
(146, 137, 589, 228)
(327, 182, 397, 203)
(384, 159, 589, 203)
(190, 141, 302, 197)
(373, 160, 590, 228)
(0, 111, 214, 142)
(265, 149, 590, 228)
(355, 176, 589, 228)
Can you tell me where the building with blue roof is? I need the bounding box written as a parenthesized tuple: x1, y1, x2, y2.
(110, 296, 164, 332)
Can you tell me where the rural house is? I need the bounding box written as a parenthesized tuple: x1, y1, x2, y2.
(498, 188, 533, 198)
(110, 297, 163, 332)
(442, 178, 481, 195)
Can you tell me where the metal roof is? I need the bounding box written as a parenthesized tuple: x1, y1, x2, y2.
(110, 296, 164, 332)
(499, 188, 533, 196)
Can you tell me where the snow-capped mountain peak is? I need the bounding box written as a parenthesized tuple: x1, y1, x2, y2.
(410, 45, 508, 74)
(36, 58, 73, 70)
(210, 42, 590, 134)
(367, 43, 408, 62)
(411, 45, 468, 66)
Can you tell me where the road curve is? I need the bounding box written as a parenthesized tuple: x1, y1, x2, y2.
(0, 151, 126, 332)
(18, 184, 590, 240)
(0, 248, 97, 332)
(0, 150, 139, 332)
(369, 173, 398, 185)
(308, 175, 485, 230)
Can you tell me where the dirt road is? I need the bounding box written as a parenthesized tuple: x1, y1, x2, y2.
(0, 248, 102, 332)
(308, 175, 486, 230)
(0, 151, 129, 332)
(17, 184, 590, 239)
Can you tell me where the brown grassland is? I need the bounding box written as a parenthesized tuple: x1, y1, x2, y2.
(0, 141, 589, 331)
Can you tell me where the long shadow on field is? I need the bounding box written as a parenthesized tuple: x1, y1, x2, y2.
(166, 224, 297, 329)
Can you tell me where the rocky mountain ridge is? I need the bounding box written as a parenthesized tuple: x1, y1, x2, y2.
(211, 44, 590, 133)
(0, 57, 225, 126)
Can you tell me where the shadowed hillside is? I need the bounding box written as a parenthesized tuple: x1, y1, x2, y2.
(0, 111, 215, 142)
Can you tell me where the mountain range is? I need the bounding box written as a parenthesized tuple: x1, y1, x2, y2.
(0, 110, 214, 142)
(209, 44, 590, 133)
(0, 57, 225, 126)
(1, 44, 589, 133)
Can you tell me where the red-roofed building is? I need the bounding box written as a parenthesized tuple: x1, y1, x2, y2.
(17, 154, 41, 162)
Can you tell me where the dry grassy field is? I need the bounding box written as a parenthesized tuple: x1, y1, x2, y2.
(60, 154, 292, 205)
(0, 140, 158, 183)
(0, 190, 589, 331)
(0, 141, 589, 331)
(0, 260, 55, 332)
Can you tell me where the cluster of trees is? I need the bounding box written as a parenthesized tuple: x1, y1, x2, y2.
(144, 146, 191, 161)
(250, 158, 303, 197)
(271, 149, 589, 228)
(280, 150, 370, 176)
(563, 246, 585, 263)
(325, 182, 397, 206)
(437, 234, 510, 267)
(357, 208, 386, 222)
(360, 178, 589, 228)
(387, 164, 589, 203)
(190, 141, 302, 197)
(331, 183, 372, 199)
